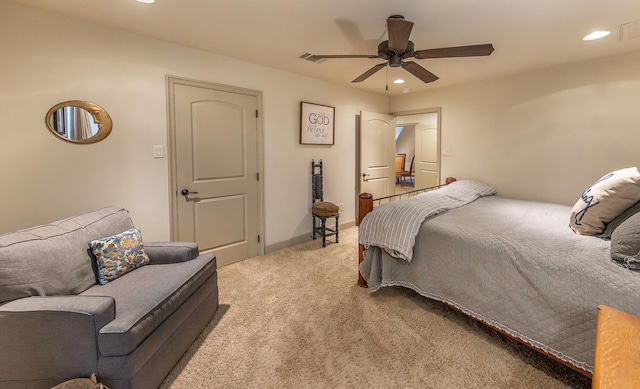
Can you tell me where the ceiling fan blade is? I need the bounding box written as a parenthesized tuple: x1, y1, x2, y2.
(413, 43, 495, 59)
(401, 61, 439, 83)
(352, 63, 387, 83)
(387, 17, 414, 52)
(305, 54, 379, 62)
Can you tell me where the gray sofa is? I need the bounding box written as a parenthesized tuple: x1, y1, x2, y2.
(0, 206, 218, 389)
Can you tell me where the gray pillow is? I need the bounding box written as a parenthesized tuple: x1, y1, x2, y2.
(601, 200, 640, 239)
(611, 211, 640, 271)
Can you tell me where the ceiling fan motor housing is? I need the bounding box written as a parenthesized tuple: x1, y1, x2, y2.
(378, 40, 415, 66)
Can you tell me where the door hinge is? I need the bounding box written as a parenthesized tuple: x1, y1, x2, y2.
(256, 109, 259, 118)
(257, 172, 260, 181)
(258, 235, 261, 243)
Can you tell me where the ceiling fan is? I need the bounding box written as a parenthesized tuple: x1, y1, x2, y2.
(303, 15, 494, 85)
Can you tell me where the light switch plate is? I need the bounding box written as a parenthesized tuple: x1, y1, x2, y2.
(153, 145, 164, 159)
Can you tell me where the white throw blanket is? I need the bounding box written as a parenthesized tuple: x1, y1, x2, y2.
(358, 180, 496, 261)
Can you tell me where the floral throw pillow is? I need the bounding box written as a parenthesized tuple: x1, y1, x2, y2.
(89, 227, 150, 284)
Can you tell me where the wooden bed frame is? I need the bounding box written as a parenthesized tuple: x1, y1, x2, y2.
(356, 178, 592, 379)
(357, 177, 456, 286)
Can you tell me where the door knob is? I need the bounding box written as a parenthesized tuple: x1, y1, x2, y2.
(180, 189, 198, 196)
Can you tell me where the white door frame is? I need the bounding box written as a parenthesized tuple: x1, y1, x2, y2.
(166, 75, 265, 256)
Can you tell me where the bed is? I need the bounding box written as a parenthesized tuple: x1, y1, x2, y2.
(357, 179, 640, 375)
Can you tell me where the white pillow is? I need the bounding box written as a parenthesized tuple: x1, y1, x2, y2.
(570, 167, 640, 235)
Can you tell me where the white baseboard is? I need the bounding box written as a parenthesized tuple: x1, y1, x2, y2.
(265, 220, 356, 253)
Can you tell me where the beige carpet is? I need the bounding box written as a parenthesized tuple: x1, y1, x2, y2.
(160, 226, 591, 389)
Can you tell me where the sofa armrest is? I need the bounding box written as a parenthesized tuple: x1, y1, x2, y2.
(0, 295, 115, 329)
(0, 295, 115, 384)
(144, 241, 200, 264)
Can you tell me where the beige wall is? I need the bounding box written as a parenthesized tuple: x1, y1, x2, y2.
(0, 3, 389, 246)
(391, 51, 640, 205)
(4, 3, 640, 248)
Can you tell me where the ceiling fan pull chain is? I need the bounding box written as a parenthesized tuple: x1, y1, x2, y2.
(385, 64, 389, 91)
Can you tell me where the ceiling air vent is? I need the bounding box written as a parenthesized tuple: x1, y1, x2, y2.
(620, 20, 640, 41)
(299, 52, 326, 63)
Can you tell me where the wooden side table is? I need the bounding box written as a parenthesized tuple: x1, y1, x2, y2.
(592, 305, 640, 389)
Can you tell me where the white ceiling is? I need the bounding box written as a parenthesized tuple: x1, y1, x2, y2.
(9, 0, 640, 96)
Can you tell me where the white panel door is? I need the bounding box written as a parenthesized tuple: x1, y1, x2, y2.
(415, 125, 439, 188)
(172, 81, 261, 267)
(359, 111, 396, 199)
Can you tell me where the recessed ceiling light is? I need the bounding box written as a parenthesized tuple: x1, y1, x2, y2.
(393, 79, 405, 84)
(583, 30, 610, 41)
(136, 0, 155, 3)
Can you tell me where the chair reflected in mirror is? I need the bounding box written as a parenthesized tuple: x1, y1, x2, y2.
(395, 154, 406, 184)
(400, 154, 415, 187)
(311, 159, 339, 247)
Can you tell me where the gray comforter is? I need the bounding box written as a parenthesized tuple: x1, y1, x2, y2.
(359, 195, 640, 372)
(359, 180, 496, 261)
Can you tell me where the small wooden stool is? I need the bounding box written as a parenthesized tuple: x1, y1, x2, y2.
(592, 305, 640, 389)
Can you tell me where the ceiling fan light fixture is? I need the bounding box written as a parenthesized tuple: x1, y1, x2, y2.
(136, 0, 155, 3)
(389, 56, 402, 67)
(583, 30, 610, 41)
(393, 79, 405, 84)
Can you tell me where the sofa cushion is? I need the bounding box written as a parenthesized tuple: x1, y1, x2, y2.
(0, 207, 134, 304)
(89, 227, 150, 285)
(80, 253, 216, 356)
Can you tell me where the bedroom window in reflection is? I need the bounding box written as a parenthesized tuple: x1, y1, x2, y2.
(396, 126, 403, 140)
(52, 106, 99, 140)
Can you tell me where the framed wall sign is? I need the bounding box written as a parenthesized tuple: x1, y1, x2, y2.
(300, 101, 335, 145)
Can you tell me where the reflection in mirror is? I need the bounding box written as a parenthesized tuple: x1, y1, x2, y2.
(45, 101, 112, 144)
(52, 106, 99, 140)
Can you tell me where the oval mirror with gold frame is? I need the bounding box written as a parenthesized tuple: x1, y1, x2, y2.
(45, 100, 112, 144)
